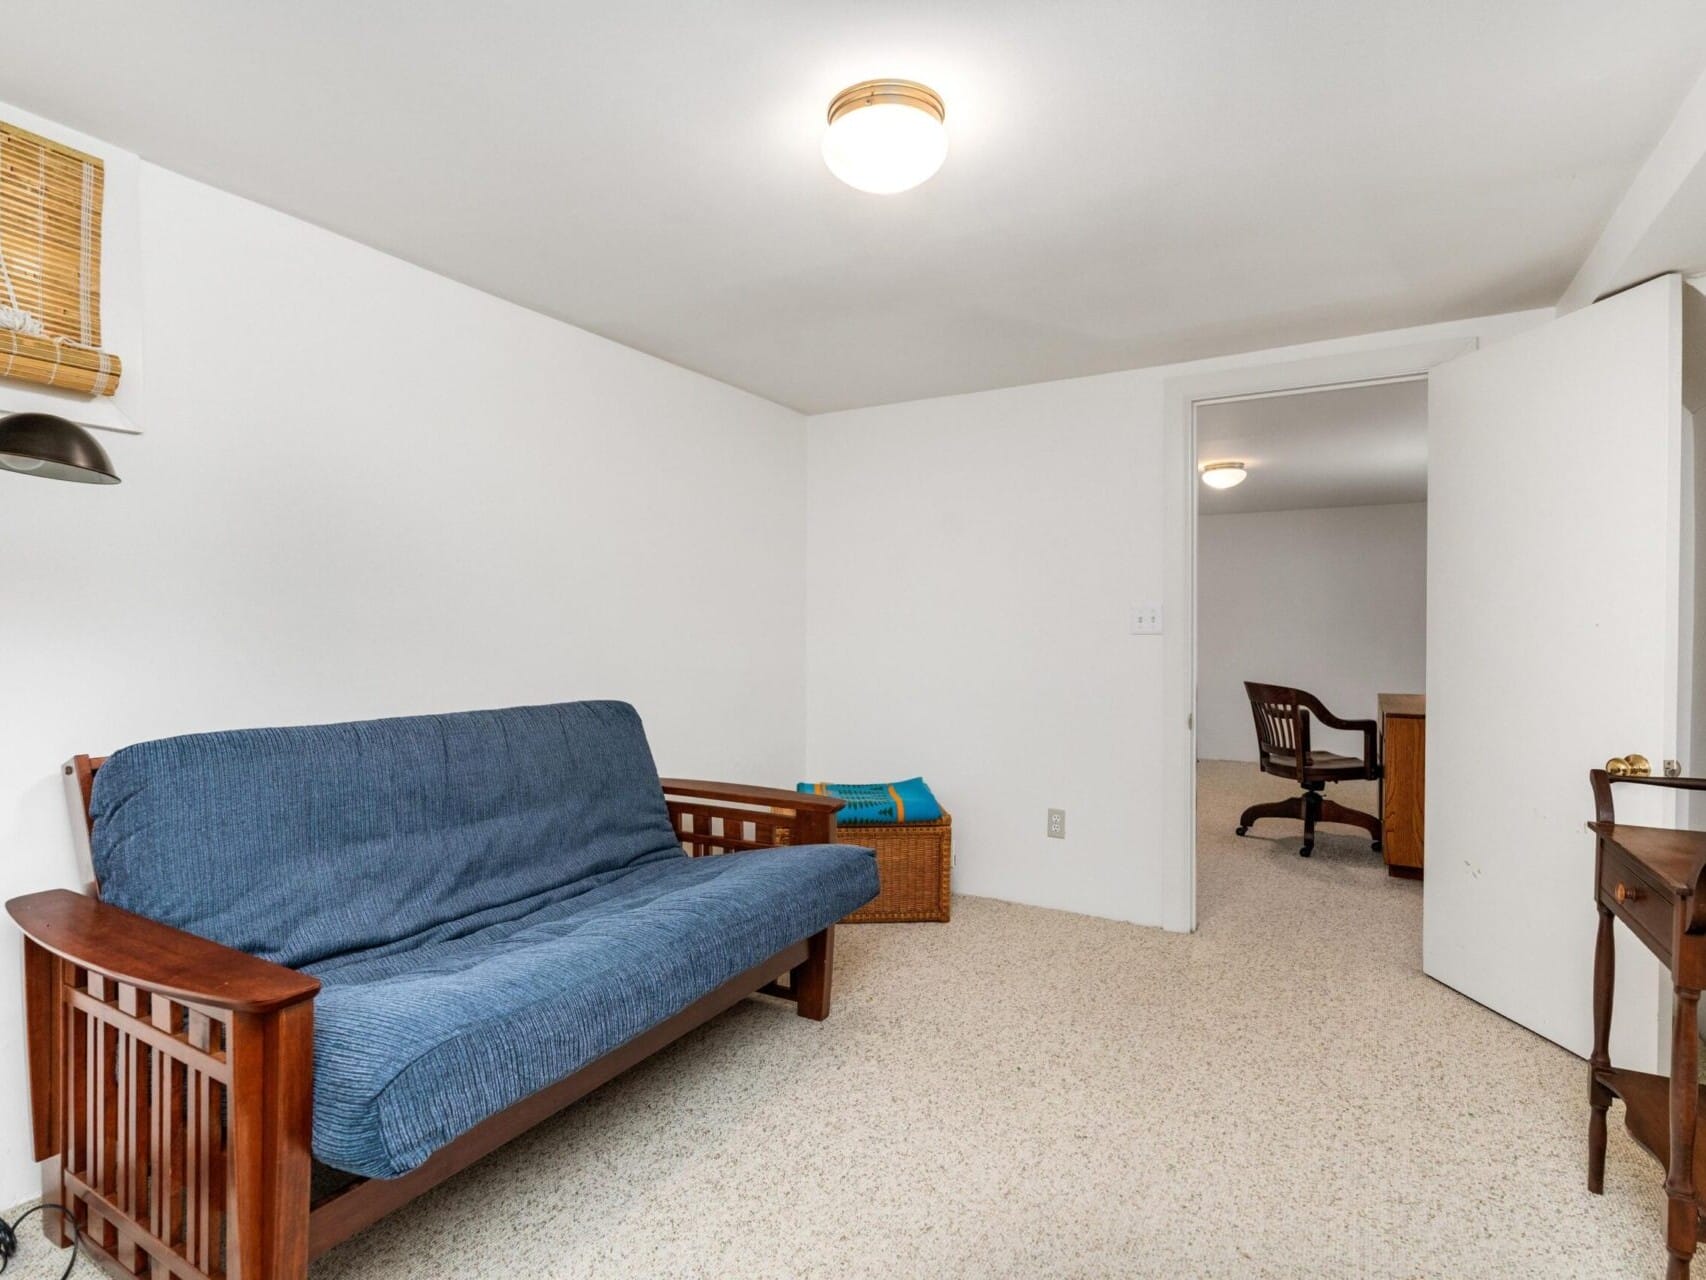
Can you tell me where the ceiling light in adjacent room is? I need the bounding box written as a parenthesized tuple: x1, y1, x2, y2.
(822, 80, 947, 194)
(1199, 462, 1247, 490)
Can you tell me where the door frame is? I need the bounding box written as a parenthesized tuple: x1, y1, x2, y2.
(1158, 336, 1479, 933)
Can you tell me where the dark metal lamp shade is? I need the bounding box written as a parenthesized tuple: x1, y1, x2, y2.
(0, 412, 120, 484)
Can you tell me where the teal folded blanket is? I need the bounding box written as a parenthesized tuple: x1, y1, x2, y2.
(797, 777, 942, 825)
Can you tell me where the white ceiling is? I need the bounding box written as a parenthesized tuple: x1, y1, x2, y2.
(1196, 380, 1427, 515)
(3, 2, 1705, 413)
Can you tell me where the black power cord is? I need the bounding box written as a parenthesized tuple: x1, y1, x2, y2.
(0, 1202, 80, 1278)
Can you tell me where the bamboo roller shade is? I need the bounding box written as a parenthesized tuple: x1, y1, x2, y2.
(0, 119, 122, 396)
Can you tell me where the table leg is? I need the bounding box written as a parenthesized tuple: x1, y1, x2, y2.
(1669, 985, 1700, 1280)
(1590, 903, 1614, 1194)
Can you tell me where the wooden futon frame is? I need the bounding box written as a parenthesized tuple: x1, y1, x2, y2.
(6, 757, 843, 1279)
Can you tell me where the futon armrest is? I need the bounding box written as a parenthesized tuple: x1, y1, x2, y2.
(660, 778, 843, 812)
(6, 888, 320, 1013)
(14, 889, 318, 1274)
(661, 778, 843, 849)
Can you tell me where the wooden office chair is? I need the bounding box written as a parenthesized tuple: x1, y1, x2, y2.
(1236, 681, 1383, 857)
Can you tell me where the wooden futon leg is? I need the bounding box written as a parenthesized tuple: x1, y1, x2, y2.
(792, 927, 835, 1021)
(228, 1002, 316, 1279)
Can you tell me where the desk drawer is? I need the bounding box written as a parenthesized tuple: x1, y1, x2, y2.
(1600, 845, 1674, 963)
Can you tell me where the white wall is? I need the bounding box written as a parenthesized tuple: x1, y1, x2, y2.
(0, 126, 807, 1206)
(805, 312, 1543, 925)
(1196, 504, 1427, 762)
(807, 373, 1162, 921)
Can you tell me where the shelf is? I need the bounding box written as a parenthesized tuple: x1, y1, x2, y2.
(1598, 1066, 1706, 1208)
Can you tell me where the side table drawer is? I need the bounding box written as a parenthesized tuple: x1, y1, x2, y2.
(1600, 845, 1674, 964)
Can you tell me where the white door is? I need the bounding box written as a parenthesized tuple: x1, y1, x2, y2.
(1426, 274, 1686, 1074)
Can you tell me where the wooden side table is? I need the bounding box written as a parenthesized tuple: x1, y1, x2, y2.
(1588, 768, 1706, 1279)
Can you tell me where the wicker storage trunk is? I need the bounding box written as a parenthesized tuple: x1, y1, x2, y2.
(836, 813, 952, 923)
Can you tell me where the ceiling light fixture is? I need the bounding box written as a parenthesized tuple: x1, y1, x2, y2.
(1199, 461, 1246, 490)
(822, 80, 947, 194)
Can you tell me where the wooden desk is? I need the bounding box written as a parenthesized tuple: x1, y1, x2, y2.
(1378, 693, 1425, 879)
(1588, 769, 1706, 1279)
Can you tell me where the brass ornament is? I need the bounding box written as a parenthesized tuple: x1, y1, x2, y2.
(1624, 754, 1652, 777)
(1606, 757, 1632, 777)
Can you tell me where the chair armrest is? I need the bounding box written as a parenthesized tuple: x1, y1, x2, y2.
(1294, 693, 1377, 768)
(1321, 715, 1379, 736)
(1296, 693, 1376, 735)
(1342, 718, 1379, 772)
(6, 888, 320, 1013)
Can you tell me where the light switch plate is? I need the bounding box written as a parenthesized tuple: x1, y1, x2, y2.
(1129, 602, 1163, 635)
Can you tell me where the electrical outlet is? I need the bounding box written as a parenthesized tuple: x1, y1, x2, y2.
(1047, 808, 1066, 839)
(1129, 602, 1163, 635)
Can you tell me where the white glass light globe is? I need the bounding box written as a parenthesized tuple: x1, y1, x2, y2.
(822, 102, 948, 194)
(1200, 463, 1247, 490)
(0, 453, 45, 472)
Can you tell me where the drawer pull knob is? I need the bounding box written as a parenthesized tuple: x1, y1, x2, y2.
(1616, 882, 1644, 905)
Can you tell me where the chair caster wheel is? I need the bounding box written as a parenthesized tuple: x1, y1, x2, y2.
(1299, 845, 1313, 858)
(1371, 840, 1382, 853)
(1235, 826, 1247, 837)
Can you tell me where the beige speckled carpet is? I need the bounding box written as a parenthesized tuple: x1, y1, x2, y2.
(5, 761, 1670, 1277)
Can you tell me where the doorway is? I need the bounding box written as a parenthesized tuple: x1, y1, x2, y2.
(1161, 278, 1701, 1074)
(1156, 334, 1477, 936)
(1192, 378, 1427, 927)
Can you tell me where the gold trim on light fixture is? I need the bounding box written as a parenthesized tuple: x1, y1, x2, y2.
(827, 80, 946, 127)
